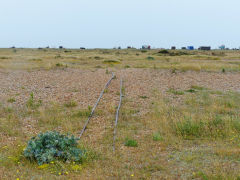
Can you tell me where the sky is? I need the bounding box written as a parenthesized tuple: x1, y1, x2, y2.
(0, 0, 240, 49)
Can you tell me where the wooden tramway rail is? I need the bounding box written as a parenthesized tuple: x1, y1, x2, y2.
(113, 77, 123, 152)
(79, 72, 115, 139)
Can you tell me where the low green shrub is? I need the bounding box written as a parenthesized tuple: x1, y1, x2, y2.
(232, 120, 240, 132)
(64, 101, 77, 108)
(94, 56, 103, 60)
(29, 58, 42, 61)
(103, 60, 121, 64)
(147, 56, 155, 60)
(7, 98, 16, 103)
(175, 120, 204, 138)
(141, 50, 147, 53)
(171, 68, 177, 74)
(24, 131, 86, 165)
(56, 63, 64, 67)
(158, 50, 190, 56)
(0, 57, 9, 59)
(125, 138, 138, 147)
(168, 88, 184, 95)
(175, 115, 228, 139)
(153, 132, 163, 141)
(158, 50, 169, 54)
(139, 96, 148, 99)
(185, 89, 197, 93)
(74, 109, 91, 117)
(191, 85, 206, 91)
(26, 92, 42, 109)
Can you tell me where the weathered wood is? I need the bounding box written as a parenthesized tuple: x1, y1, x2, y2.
(79, 72, 115, 138)
(113, 77, 123, 151)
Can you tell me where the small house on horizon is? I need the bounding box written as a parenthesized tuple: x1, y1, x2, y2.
(142, 45, 151, 50)
(199, 46, 211, 50)
(219, 45, 225, 50)
(187, 46, 194, 50)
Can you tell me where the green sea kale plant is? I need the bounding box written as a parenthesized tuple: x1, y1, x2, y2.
(24, 131, 86, 165)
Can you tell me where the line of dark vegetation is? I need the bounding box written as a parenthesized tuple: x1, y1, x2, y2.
(157, 50, 192, 56)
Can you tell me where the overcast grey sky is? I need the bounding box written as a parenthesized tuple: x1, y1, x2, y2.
(0, 0, 239, 48)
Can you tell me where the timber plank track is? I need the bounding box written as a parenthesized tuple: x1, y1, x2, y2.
(78, 72, 124, 151)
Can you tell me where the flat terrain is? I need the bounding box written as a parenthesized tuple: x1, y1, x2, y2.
(1, 48, 240, 179)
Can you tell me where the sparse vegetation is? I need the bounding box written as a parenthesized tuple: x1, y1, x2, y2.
(139, 95, 148, 99)
(29, 58, 42, 61)
(26, 92, 42, 109)
(147, 56, 155, 60)
(0, 49, 239, 72)
(103, 59, 121, 64)
(168, 88, 185, 95)
(73, 109, 91, 117)
(191, 85, 207, 91)
(94, 56, 103, 60)
(64, 101, 77, 108)
(153, 132, 163, 141)
(141, 49, 147, 53)
(158, 50, 190, 56)
(0, 57, 10, 59)
(7, 97, 16, 103)
(185, 89, 196, 93)
(1, 48, 240, 179)
(56, 62, 66, 67)
(124, 138, 138, 147)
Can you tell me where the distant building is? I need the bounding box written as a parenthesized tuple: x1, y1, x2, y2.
(171, 46, 176, 50)
(187, 46, 194, 50)
(142, 45, 151, 50)
(199, 46, 211, 50)
(219, 45, 225, 50)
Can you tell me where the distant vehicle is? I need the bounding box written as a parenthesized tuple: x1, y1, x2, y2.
(118, 46, 121, 49)
(59, 46, 63, 49)
(46, 46, 50, 49)
(187, 46, 194, 50)
(80, 47, 86, 50)
(181, 47, 186, 50)
(199, 46, 211, 50)
(11, 46, 15, 49)
(171, 46, 176, 50)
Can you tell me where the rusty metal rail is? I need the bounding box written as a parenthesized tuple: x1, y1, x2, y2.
(79, 72, 115, 138)
(113, 77, 123, 151)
